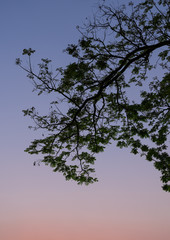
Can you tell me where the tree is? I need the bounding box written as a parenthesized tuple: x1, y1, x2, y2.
(16, 0, 170, 191)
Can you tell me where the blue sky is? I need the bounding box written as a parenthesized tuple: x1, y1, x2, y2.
(0, 1, 170, 240)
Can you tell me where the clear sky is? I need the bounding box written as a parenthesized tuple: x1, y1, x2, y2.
(0, 0, 170, 240)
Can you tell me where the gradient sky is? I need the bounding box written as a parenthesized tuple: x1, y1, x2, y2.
(0, 0, 170, 240)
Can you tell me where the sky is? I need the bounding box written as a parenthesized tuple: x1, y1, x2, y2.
(0, 0, 170, 240)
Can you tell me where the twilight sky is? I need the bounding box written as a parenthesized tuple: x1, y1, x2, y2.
(0, 0, 170, 240)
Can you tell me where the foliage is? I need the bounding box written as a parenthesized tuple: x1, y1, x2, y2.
(17, 0, 170, 191)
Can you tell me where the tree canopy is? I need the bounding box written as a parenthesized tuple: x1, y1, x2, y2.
(17, 0, 170, 191)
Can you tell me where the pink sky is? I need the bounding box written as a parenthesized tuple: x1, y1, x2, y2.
(1, 146, 170, 240)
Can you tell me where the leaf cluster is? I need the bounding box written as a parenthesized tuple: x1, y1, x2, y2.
(18, 0, 170, 191)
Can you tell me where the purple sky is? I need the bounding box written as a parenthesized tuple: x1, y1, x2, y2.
(0, 0, 170, 239)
